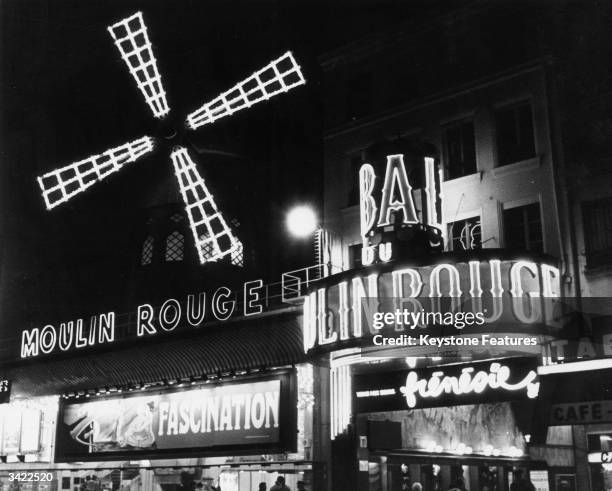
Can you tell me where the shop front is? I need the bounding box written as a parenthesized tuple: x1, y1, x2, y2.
(1, 283, 319, 491)
(0, 366, 316, 491)
(352, 357, 544, 491)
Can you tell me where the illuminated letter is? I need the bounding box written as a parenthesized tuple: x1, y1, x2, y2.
(338, 282, 350, 340)
(429, 264, 462, 297)
(510, 261, 540, 298)
(220, 396, 233, 431)
(510, 261, 541, 324)
(179, 402, 190, 434)
(359, 163, 377, 238)
(303, 292, 317, 352)
(352, 274, 379, 337)
(159, 299, 181, 331)
(251, 393, 266, 429)
(378, 242, 392, 262)
(39, 325, 57, 354)
(59, 322, 74, 351)
(392, 268, 424, 298)
(88, 316, 98, 346)
(212, 287, 235, 321)
(75, 319, 88, 348)
(21, 328, 40, 357)
(541, 264, 560, 297)
(361, 246, 375, 266)
(377, 155, 418, 227)
(137, 304, 157, 336)
(98, 312, 115, 343)
(159, 402, 169, 436)
(392, 268, 424, 329)
(468, 261, 483, 298)
(244, 280, 264, 316)
(265, 391, 280, 428)
(189, 402, 201, 433)
(424, 157, 441, 228)
(186, 293, 206, 327)
(207, 396, 220, 432)
(318, 288, 337, 345)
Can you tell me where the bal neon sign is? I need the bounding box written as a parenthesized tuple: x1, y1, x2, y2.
(359, 154, 443, 266)
(399, 362, 539, 408)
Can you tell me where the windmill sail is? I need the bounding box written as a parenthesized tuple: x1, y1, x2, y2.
(37, 137, 154, 210)
(108, 12, 170, 119)
(170, 147, 241, 264)
(38, 11, 305, 265)
(186, 51, 305, 130)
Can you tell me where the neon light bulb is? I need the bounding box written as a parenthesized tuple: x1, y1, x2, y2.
(424, 157, 441, 228)
(359, 163, 377, 239)
(108, 12, 170, 118)
(186, 51, 306, 129)
(170, 146, 240, 264)
(37, 136, 154, 209)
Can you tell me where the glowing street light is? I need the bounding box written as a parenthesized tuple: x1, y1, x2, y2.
(287, 205, 318, 238)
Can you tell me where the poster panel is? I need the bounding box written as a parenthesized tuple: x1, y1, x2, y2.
(55, 372, 296, 462)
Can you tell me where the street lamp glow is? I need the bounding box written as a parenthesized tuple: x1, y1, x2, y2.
(287, 206, 318, 237)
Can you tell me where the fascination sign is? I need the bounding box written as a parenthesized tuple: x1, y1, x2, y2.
(55, 371, 296, 462)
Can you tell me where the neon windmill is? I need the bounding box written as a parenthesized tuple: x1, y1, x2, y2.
(36, 12, 306, 264)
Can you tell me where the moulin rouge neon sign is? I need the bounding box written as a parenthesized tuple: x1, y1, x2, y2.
(20, 279, 265, 359)
(400, 362, 539, 408)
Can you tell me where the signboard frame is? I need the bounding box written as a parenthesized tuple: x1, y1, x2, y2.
(353, 357, 539, 412)
(55, 369, 297, 462)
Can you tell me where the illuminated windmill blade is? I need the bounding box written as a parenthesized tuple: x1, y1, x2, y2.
(170, 147, 240, 264)
(37, 136, 154, 210)
(108, 12, 170, 119)
(186, 51, 306, 130)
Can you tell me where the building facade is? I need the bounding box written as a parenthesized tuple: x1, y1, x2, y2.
(308, 4, 612, 491)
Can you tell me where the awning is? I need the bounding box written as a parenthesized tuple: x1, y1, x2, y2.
(3, 309, 305, 398)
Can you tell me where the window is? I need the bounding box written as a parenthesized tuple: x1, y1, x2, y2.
(443, 120, 477, 179)
(349, 244, 363, 269)
(582, 197, 612, 268)
(503, 203, 543, 252)
(165, 231, 184, 262)
(447, 217, 481, 251)
(141, 236, 154, 265)
(495, 101, 536, 166)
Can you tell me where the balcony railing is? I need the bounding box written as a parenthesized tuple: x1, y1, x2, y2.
(281, 264, 325, 303)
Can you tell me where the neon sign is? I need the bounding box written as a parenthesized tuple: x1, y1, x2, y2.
(359, 154, 443, 266)
(20, 279, 265, 359)
(303, 257, 560, 353)
(353, 358, 540, 412)
(400, 362, 539, 408)
(55, 372, 296, 461)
